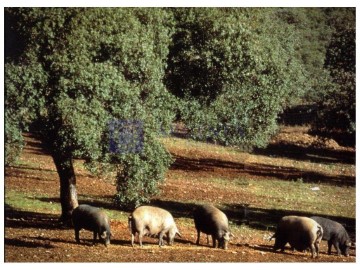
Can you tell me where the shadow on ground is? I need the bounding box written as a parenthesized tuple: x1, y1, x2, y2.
(4, 237, 56, 249)
(37, 195, 119, 211)
(171, 155, 355, 187)
(5, 204, 67, 230)
(253, 143, 355, 165)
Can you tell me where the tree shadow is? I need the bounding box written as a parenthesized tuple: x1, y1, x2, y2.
(170, 155, 245, 172)
(22, 133, 52, 156)
(6, 165, 56, 173)
(253, 143, 355, 165)
(29, 233, 127, 247)
(110, 239, 133, 246)
(170, 155, 355, 187)
(4, 237, 55, 249)
(5, 166, 57, 183)
(243, 162, 355, 186)
(5, 204, 68, 230)
(249, 243, 356, 258)
(6, 162, 95, 180)
(37, 195, 121, 212)
(248, 244, 312, 258)
(151, 199, 197, 219)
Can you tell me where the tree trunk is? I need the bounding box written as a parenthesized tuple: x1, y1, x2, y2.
(52, 151, 79, 223)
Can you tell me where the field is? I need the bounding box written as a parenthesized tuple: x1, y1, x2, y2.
(4, 126, 356, 263)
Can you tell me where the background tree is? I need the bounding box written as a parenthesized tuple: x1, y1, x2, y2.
(274, 8, 333, 103)
(310, 8, 355, 146)
(166, 8, 310, 149)
(5, 7, 175, 220)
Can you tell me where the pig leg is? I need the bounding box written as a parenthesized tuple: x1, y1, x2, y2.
(138, 230, 145, 247)
(333, 241, 341, 255)
(310, 243, 317, 258)
(167, 233, 173, 246)
(273, 237, 286, 252)
(314, 241, 320, 257)
(93, 231, 97, 245)
(212, 234, 216, 248)
(131, 232, 135, 247)
(327, 241, 333, 255)
(158, 231, 165, 247)
(75, 229, 80, 243)
(196, 230, 201, 245)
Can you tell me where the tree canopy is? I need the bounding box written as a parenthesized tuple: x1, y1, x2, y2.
(311, 8, 356, 145)
(166, 8, 312, 148)
(5, 8, 176, 218)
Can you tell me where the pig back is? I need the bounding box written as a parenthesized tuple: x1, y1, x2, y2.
(72, 204, 110, 231)
(131, 206, 175, 234)
(194, 204, 229, 236)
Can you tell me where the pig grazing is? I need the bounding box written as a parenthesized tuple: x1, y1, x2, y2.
(271, 215, 323, 258)
(310, 216, 351, 256)
(72, 204, 112, 246)
(128, 205, 181, 247)
(193, 204, 232, 249)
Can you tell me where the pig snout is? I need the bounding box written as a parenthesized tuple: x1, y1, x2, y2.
(219, 231, 231, 249)
(101, 231, 111, 247)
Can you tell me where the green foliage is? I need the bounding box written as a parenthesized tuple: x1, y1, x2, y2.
(311, 8, 355, 145)
(114, 134, 173, 208)
(274, 8, 333, 103)
(5, 61, 47, 164)
(167, 8, 310, 148)
(5, 7, 175, 207)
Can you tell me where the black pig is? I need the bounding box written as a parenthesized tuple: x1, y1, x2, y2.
(72, 204, 112, 246)
(310, 216, 351, 256)
(193, 204, 232, 249)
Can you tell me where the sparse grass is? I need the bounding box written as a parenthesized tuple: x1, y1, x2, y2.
(161, 137, 250, 163)
(231, 223, 272, 242)
(105, 209, 129, 222)
(5, 190, 61, 214)
(183, 174, 355, 219)
(249, 179, 355, 218)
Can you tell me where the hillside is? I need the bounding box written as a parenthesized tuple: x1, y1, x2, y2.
(4, 126, 356, 262)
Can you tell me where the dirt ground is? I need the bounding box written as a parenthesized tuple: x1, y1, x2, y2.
(4, 128, 356, 263)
